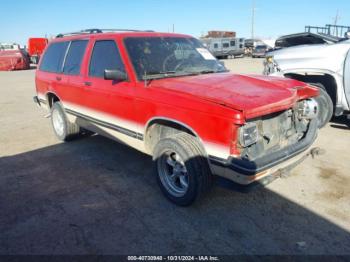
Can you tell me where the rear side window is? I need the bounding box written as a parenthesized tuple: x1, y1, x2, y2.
(40, 42, 69, 73)
(63, 40, 88, 75)
(89, 40, 125, 78)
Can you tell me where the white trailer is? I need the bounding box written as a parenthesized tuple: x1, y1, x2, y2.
(201, 37, 245, 59)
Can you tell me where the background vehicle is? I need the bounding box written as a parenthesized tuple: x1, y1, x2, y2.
(27, 38, 48, 64)
(252, 45, 268, 58)
(0, 43, 21, 51)
(201, 37, 245, 59)
(34, 29, 320, 206)
(264, 40, 350, 127)
(0, 49, 30, 71)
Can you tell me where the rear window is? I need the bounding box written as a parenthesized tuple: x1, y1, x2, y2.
(89, 40, 125, 78)
(40, 42, 69, 73)
(63, 40, 88, 75)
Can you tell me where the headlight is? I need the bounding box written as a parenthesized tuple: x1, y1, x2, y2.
(263, 56, 279, 75)
(298, 99, 318, 119)
(239, 122, 258, 147)
(266, 56, 274, 64)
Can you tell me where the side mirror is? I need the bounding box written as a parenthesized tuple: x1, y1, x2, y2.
(104, 69, 127, 81)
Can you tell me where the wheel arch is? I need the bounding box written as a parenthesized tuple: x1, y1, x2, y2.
(284, 71, 338, 108)
(46, 91, 61, 108)
(144, 117, 207, 155)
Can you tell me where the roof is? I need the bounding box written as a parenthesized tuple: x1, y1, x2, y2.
(53, 29, 191, 41)
(275, 32, 341, 48)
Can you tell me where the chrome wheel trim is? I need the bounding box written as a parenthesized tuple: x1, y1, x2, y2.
(52, 109, 65, 137)
(158, 150, 189, 198)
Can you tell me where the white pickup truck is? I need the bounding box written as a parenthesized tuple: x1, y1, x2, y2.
(264, 40, 350, 127)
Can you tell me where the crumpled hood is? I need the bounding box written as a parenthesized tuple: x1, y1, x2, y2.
(151, 72, 318, 119)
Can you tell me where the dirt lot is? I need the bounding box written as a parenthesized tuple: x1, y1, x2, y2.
(0, 58, 349, 255)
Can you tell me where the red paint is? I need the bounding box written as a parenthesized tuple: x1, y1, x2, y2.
(0, 50, 30, 71)
(35, 32, 319, 156)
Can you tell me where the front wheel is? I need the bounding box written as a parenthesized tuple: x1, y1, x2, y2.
(153, 133, 212, 206)
(51, 102, 80, 141)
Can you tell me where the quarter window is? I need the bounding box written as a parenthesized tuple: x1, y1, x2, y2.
(63, 40, 88, 75)
(89, 40, 125, 78)
(40, 41, 69, 73)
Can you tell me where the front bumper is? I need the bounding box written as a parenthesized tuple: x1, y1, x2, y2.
(33, 95, 48, 108)
(210, 119, 319, 186)
(33, 95, 41, 106)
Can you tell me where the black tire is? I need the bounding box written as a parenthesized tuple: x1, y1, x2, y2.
(152, 133, 212, 206)
(51, 102, 80, 141)
(309, 83, 333, 128)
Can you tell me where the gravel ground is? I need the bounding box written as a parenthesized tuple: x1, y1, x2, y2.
(0, 58, 349, 255)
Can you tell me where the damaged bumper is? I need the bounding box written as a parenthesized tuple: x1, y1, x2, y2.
(210, 119, 320, 186)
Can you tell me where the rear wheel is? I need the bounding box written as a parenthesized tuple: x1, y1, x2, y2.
(153, 133, 212, 206)
(51, 102, 80, 141)
(309, 83, 333, 128)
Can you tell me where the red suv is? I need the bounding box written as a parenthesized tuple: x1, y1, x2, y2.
(34, 29, 321, 206)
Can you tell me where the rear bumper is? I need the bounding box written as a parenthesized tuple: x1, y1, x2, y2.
(210, 119, 319, 185)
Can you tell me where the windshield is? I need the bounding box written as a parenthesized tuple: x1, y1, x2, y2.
(255, 45, 267, 50)
(124, 37, 227, 80)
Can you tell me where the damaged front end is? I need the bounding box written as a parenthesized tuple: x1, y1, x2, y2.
(239, 98, 318, 161)
(210, 98, 321, 186)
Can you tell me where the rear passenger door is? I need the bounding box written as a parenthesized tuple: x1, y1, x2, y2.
(37, 41, 69, 100)
(80, 39, 139, 136)
(60, 40, 89, 105)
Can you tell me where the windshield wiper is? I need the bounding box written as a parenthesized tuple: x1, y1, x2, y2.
(143, 71, 176, 80)
(185, 69, 229, 75)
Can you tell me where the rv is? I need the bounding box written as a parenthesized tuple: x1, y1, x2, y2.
(201, 37, 245, 59)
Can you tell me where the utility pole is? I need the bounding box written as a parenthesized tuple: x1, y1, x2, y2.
(251, 0, 255, 39)
(172, 24, 175, 33)
(334, 9, 339, 26)
(333, 9, 340, 36)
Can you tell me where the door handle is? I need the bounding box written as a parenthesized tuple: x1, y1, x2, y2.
(84, 81, 92, 86)
(56, 76, 62, 81)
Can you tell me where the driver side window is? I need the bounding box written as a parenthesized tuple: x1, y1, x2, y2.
(89, 40, 126, 78)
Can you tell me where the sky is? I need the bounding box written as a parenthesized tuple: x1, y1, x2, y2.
(1, 0, 350, 45)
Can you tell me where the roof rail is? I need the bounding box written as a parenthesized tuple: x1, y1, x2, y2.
(56, 28, 154, 38)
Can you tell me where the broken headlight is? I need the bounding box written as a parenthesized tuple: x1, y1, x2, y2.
(298, 99, 318, 120)
(239, 122, 258, 147)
